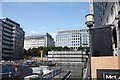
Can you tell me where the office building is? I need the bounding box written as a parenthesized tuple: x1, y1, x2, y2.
(90, 1, 120, 55)
(89, 0, 94, 14)
(0, 17, 25, 59)
(48, 51, 88, 64)
(82, 1, 120, 79)
(56, 28, 89, 50)
(24, 33, 54, 50)
(91, 1, 119, 27)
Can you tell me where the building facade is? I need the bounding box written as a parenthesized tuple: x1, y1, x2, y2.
(0, 17, 25, 60)
(90, 1, 120, 55)
(48, 51, 88, 64)
(89, 0, 94, 14)
(24, 33, 54, 50)
(56, 28, 89, 50)
(0, 20, 2, 60)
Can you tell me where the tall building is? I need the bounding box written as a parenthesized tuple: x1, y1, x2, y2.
(0, 17, 25, 60)
(92, 1, 119, 26)
(24, 33, 54, 50)
(56, 28, 89, 50)
(91, 1, 120, 55)
(89, 0, 94, 14)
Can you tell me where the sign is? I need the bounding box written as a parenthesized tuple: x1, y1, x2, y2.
(103, 73, 120, 80)
(97, 69, 120, 80)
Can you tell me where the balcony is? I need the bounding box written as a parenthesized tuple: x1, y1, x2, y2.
(4, 28, 14, 34)
(3, 32, 14, 38)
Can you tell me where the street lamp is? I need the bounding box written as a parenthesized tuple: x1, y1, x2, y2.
(85, 14, 94, 28)
(85, 14, 94, 80)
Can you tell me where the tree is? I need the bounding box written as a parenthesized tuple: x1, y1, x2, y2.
(23, 48, 27, 55)
(25, 46, 76, 57)
(63, 46, 70, 51)
(77, 47, 90, 55)
(26, 48, 32, 55)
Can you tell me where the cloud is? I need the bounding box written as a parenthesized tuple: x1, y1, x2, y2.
(30, 30, 38, 34)
(39, 26, 47, 30)
(29, 26, 47, 34)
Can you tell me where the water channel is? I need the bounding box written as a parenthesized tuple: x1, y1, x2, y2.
(51, 63, 83, 80)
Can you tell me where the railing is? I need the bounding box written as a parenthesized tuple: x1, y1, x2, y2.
(43, 69, 63, 80)
(82, 57, 90, 80)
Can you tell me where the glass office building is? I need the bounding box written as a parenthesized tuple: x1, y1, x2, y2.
(0, 17, 25, 60)
(56, 28, 89, 50)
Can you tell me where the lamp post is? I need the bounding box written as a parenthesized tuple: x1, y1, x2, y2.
(85, 14, 94, 80)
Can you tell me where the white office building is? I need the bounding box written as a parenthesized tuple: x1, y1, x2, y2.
(24, 33, 54, 50)
(56, 28, 89, 50)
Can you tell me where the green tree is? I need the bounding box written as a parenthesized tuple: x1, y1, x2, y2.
(63, 46, 70, 51)
(26, 48, 32, 55)
(25, 46, 79, 57)
(23, 48, 27, 55)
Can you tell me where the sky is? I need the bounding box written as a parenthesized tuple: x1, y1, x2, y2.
(2, 2, 89, 40)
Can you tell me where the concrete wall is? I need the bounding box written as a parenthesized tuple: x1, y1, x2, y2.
(91, 56, 120, 78)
